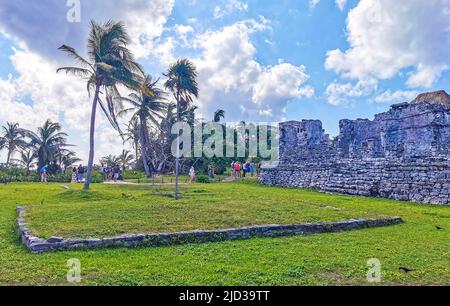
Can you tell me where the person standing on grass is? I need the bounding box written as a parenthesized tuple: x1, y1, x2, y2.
(250, 161, 255, 177)
(234, 162, 240, 178)
(189, 166, 196, 184)
(40, 164, 48, 183)
(113, 165, 120, 182)
(230, 161, 235, 176)
(77, 164, 84, 182)
(71, 167, 77, 183)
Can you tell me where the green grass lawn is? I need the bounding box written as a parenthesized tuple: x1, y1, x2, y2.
(0, 181, 449, 285)
(25, 181, 386, 239)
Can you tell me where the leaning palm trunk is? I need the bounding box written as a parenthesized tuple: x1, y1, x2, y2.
(84, 84, 101, 190)
(139, 118, 152, 177)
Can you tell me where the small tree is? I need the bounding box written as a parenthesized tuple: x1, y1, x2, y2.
(164, 59, 199, 199)
(118, 150, 134, 171)
(0, 122, 27, 166)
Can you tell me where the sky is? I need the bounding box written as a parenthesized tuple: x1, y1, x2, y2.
(0, 0, 449, 163)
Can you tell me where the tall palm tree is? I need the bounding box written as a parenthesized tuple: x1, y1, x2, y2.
(119, 75, 166, 177)
(25, 120, 69, 171)
(11, 150, 36, 174)
(57, 20, 144, 190)
(118, 150, 134, 171)
(0, 122, 28, 166)
(164, 59, 199, 199)
(214, 109, 225, 123)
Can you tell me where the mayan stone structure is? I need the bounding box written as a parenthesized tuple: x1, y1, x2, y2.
(259, 91, 450, 205)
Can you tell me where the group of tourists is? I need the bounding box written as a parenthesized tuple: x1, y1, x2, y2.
(100, 165, 122, 182)
(230, 161, 256, 178)
(70, 165, 85, 183)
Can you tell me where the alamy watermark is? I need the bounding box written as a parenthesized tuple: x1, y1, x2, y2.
(66, 0, 81, 23)
(367, 258, 382, 283)
(67, 258, 81, 283)
(171, 121, 280, 166)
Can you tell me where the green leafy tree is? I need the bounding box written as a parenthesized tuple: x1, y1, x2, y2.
(0, 122, 28, 166)
(25, 120, 69, 171)
(57, 20, 144, 189)
(119, 75, 166, 177)
(58, 150, 82, 172)
(100, 155, 120, 168)
(11, 149, 37, 174)
(118, 149, 135, 171)
(123, 119, 141, 164)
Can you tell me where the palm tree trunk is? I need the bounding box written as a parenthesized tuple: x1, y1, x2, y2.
(139, 118, 152, 177)
(84, 84, 101, 190)
(6, 149, 12, 166)
(134, 140, 139, 165)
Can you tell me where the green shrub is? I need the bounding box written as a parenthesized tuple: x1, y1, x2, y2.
(90, 171, 105, 183)
(196, 175, 211, 184)
(48, 171, 72, 183)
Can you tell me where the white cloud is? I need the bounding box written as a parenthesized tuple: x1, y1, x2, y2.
(0, 47, 88, 130)
(325, 0, 450, 88)
(374, 90, 418, 104)
(193, 18, 314, 121)
(253, 64, 314, 105)
(335, 0, 347, 11)
(174, 25, 194, 43)
(122, 0, 175, 60)
(214, 0, 249, 19)
(0, 0, 175, 62)
(309, 0, 321, 9)
(326, 79, 377, 106)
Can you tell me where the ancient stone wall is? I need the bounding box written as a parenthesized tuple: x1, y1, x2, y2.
(260, 91, 450, 205)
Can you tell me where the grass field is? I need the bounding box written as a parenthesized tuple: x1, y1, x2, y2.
(0, 181, 449, 285)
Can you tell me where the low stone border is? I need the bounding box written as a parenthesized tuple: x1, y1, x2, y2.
(16, 206, 403, 253)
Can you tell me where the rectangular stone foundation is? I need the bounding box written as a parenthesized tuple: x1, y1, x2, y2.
(16, 206, 403, 253)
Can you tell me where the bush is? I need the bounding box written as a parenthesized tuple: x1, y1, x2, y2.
(0, 167, 105, 184)
(0, 167, 38, 182)
(47, 171, 71, 183)
(196, 175, 211, 184)
(90, 171, 105, 183)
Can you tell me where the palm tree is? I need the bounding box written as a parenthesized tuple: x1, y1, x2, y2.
(100, 155, 120, 168)
(0, 122, 28, 166)
(119, 75, 166, 177)
(118, 149, 134, 171)
(25, 120, 69, 171)
(59, 150, 82, 172)
(164, 59, 199, 199)
(11, 150, 36, 174)
(57, 20, 144, 190)
(123, 119, 141, 164)
(214, 109, 225, 123)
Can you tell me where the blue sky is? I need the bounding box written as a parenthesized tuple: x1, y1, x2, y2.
(0, 0, 449, 162)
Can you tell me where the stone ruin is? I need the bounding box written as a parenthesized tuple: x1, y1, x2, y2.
(259, 90, 450, 205)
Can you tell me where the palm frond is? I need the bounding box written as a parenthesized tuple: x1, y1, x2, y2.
(57, 45, 93, 69)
